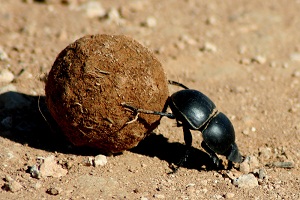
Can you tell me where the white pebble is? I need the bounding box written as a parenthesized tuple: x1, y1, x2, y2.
(79, 1, 106, 18)
(107, 8, 124, 24)
(0, 69, 14, 83)
(180, 34, 197, 46)
(153, 194, 165, 199)
(206, 16, 217, 25)
(225, 192, 235, 198)
(292, 71, 300, 77)
(0, 47, 9, 61)
(201, 42, 217, 52)
(233, 174, 258, 188)
(259, 147, 272, 160)
(252, 55, 267, 64)
(93, 154, 107, 167)
(144, 16, 157, 28)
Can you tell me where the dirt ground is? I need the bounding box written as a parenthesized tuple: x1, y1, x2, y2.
(0, 0, 300, 199)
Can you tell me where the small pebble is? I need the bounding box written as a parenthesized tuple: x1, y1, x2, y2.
(225, 192, 235, 199)
(39, 155, 68, 178)
(239, 159, 250, 174)
(258, 168, 267, 180)
(153, 194, 165, 199)
(206, 16, 217, 25)
(269, 61, 277, 68)
(292, 71, 300, 77)
(258, 147, 272, 160)
(0, 47, 9, 61)
(93, 154, 107, 167)
(142, 16, 157, 28)
(180, 34, 197, 46)
(200, 42, 217, 52)
(0, 69, 14, 83)
(79, 1, 106, 18)
(46, 187, 60, 195)
(282, 63, 289, 68)
(252, 55, 267, 64)
(239, 58, 251, 65)
(233, 174, 258, 188)
(107, 8, 124, 24)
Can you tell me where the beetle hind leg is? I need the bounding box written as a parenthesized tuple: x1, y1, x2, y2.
(201, 141, 221, 168)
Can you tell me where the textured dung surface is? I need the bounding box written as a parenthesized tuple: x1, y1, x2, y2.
(45, 34, 168, 153)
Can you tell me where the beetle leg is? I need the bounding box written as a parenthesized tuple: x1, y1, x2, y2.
(121, 102, 176, 119)
(183, 125, 192, 147)
(201, 141, 221, 167)
(168, 80, 189, 89)
(170, 125, 192, 173)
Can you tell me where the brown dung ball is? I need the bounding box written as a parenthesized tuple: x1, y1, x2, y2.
(45, 34, 169, 153)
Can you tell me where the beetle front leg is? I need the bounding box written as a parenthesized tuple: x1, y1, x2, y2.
(169, 125, 192, 173)
(121, 102, 175, 119)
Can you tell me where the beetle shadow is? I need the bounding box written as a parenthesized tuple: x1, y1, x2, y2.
(0, 91, 219, 170)
(0, 91, 102, 155)
(130, 133, 218, 171)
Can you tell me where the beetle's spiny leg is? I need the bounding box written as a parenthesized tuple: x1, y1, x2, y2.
(121, 102, 175, 119)
(168, 80, 189, 89)
(201, 141, 221, 168)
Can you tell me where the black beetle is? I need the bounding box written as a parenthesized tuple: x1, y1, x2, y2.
(122, 80, 242, 171)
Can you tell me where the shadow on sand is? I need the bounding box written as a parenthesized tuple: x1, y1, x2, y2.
(0, 91, 216, 171)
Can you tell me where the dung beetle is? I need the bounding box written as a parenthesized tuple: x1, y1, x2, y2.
(122, 80, 242, 171)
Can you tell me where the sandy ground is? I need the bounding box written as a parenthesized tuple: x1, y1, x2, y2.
(0, 0, 299, 199)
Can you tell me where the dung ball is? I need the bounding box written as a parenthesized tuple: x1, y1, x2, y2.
(45, 34, 168, 153)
